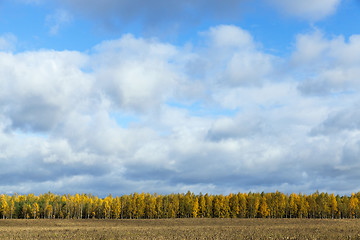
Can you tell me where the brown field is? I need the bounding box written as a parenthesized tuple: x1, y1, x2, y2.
(0, 218, 360, 239)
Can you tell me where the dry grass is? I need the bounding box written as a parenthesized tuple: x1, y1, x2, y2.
(0, 218, 360, 239)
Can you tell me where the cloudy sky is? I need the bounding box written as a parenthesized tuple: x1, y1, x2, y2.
(0, 0, 360, 196)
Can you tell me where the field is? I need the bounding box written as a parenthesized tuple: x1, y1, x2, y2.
(0, 218, 360, 239)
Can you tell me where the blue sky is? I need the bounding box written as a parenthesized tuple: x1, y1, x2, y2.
(1, 0, 360, 196)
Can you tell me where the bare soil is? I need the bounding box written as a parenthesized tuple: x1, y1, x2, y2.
(0, 218, 360, 239)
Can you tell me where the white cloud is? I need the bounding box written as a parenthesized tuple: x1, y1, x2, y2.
(52, 0, 249, 33)
(91, 34, 184, 112)
(46, 9, 73, 35)
(292, 31, 360, 95)
(0, 25, 360, 195)
(205, 25, 254, 49)
(0, 50, 91, 132)
(0, 33, 17, 52)
(196, 25, 275, 87)
(268, 0, 342, 21)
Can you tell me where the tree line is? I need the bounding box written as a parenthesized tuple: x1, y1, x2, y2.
(0, 191, 359, 219)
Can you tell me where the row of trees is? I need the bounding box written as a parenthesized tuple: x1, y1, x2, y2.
(0, 191, 359, 219)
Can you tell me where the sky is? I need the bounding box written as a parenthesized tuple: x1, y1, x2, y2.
(0, 0, 360, 196)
